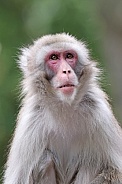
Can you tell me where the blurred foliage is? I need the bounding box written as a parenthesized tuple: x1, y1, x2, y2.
(0, 0, 106, 181)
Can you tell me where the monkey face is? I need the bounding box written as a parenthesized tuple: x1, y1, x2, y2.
(45, 49, 79, 97)
(19, 33, 92, 103)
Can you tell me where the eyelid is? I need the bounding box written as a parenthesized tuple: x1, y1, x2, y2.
(50, 54, 59, 60)
(65, 53, 74, 60)
(67, 53, 73, 58)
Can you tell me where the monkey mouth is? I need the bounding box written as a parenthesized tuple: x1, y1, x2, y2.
(58, 84, 75, 95)
(59, 84, 75, 88)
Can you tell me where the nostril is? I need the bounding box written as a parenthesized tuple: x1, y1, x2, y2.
(63, 70, 67, 74)
(68, 70, 71, 73)
(62, 70, 71, 74)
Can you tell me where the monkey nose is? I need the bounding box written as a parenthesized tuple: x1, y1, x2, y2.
(62, 70, 71, 74)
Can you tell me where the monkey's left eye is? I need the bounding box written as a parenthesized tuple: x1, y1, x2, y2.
(50, 54, 58, 60)
(66, 53, 74, 59)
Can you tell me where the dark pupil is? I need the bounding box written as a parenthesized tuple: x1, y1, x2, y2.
(67, 53, 73, 59)
(51, 54, 58, 60)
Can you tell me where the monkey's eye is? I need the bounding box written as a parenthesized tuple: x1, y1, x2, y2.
(66, 53, 74, 59)
(50, 54, 58, 60)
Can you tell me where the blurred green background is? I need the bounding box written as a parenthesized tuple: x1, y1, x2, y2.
(0, 0, 122, 182)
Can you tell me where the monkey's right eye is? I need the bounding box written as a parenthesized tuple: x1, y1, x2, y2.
(50, 54, 58, 60)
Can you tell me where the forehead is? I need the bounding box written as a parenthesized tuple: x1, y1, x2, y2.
(32, 39, 90, 65)
(42, 42, 80, 53)
(37, 41, 88, 58)
(35, 42, 80, 61)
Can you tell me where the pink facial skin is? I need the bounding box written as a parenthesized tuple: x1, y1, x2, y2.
(45, 50, 78, 73)
(45, 50, 78, 95)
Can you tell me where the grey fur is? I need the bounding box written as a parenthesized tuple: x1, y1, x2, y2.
(3, 33, 122, 184)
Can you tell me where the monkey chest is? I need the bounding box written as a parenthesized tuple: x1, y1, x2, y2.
(48, 125, 83, 170)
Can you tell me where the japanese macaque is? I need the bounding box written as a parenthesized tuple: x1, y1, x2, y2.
(3, 33, 122, 184)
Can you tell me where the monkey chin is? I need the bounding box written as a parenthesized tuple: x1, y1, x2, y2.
(57, 87, 77, 105)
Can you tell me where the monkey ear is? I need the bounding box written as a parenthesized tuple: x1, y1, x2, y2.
(18, 47, 34, 75)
